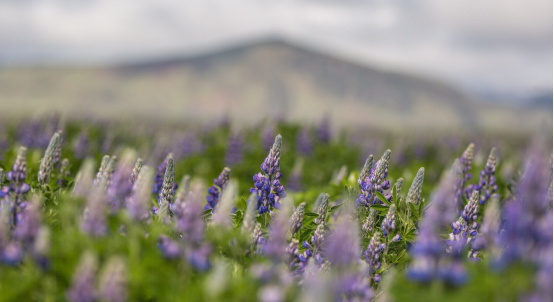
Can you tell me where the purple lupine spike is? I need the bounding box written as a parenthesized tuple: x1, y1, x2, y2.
(177, 132, 203, 159)
(461, 190, 480, 238)
(187, 243, 212, 271)
(251, 222, 265, 255)
(362, 208, 378, 237)
(98, 256, 127, 302)
(81, 190, 107, 237)
(469, 196, 501, 260)
(358, 154, 374, 191)
(262, 124, 276, 151)
(67, 252, 98, 302)
(52, 130, 63, 168)
(454, 143, 474, 211)
(296, 127, 313, 156)
(314, 193, 329, 225)
(152, 154, 169, 195)
(316, 115, 331, 144)
(126, 166, 153, 221)
(7, 146, 30, 205)
(157, 153, 175, 219)
(251, 134, 286, 214)
(499, 149, 551, 269)
(174, 183, 205, 244)
(325, 217, 360, 268)
(157, 235, 182, 259)
(263, 197, 292, 263)
(289, 202, 305, 237)
(225, 131, 244, 166)
(407, 165, 459, 283)
(14, 197, 41, 248)
(364, 232, 384, 284)
(129, 158, 143, 185)
(205, 167, 231, 210)
(357, 149, 391, 208)
(474, 148, 498, 205)
(286, 239, 300, 269)
(38, 132, 61, 185)
(382, 204, 396, 253)
(107, 150, 136, 212)
(73, 159, 95, 198)
(74, 130, 90, 159)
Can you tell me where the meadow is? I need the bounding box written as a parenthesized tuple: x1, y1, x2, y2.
(0, 115, 551, 302)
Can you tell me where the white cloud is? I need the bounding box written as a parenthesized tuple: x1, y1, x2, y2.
(0, 0, 551, 97)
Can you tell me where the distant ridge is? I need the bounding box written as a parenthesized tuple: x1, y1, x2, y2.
(0, 37, 549, 131)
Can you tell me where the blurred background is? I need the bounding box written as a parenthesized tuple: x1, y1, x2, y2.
(0, 0, 551, 133)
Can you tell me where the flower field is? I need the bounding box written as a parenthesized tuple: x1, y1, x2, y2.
(0, 116, 551, 302)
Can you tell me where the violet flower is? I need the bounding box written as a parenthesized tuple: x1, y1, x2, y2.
(205, 167, 231, 210)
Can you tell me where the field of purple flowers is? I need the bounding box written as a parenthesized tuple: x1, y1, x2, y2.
(0, 115, 551, 302)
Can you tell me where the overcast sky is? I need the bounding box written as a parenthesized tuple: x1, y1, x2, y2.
(0, 0, 551, 100)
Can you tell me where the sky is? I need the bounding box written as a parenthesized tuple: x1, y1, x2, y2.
(0, 0, 552, 102)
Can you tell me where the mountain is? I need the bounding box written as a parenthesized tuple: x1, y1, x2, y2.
(0, 38, 549, 131)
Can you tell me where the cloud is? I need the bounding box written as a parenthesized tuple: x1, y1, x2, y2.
(0, 0, 551, 98)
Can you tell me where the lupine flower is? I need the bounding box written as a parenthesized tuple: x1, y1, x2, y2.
(289, 202, 305, 237)
(0, 168, 4, 187)
(57, 158, 71, 187)
(407, 165, 461, 283)
(316, 115, 331, 144)
(33, 226, 50, 268)
(174, 175, 191, 207)
(252, 222, 265, 254)
(107, 150, 136, 211)
(469, 196, 501, 260)
(263, 197, 293, 263)
(81, 190, 107, 237)
(242, 192, 258, 234)
(325, 215, 360, 268)
(152, 153, 170, 195)
(157, 153, 175, 220)
(99, 156, 117, 191)
(250, 135, 286, 214)
(395, 178, 404, 193)
(406, 167, 425, 205)
(7, 146, 29, 204)
(455, 143, 474, 211)
(358, 154, 373, 191)
(382, 204, 396, 252)
(362, 208, 378, 237)
(129, 158, 143, 185)
(314, 193, 329, 225)
(73, 159, 95, 198)
(225, 131, 244, 166)
(67, 252, 98, 302)
(286, 239, 300, 268)
(364, 232, 384, 283)
(474, 148, 498, 205)
(53, 130, 63, 168)
(211, 181, 237, 228)
(205, 167, 231, 210)
(74, 130, 90, 159)
(126, 166, 153, 221)
(296, 127, 313, 156)
(174, 182, 205, 244)
(99, 256, 127, 302)
(500, 149, 551, 269)
(357, 150, 392, 208)
(14, 196, 41, 248)
(93, 155, 110, 187)
(38, 132, 61, 185)
(188, 243, 212, 271)
(157, 235, 182, 259)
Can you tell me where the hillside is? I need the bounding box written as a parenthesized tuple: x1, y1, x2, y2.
(0, 38, 549, 131)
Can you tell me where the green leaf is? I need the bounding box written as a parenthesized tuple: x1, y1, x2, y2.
(408, 203, 419, 218)
(369, 204, 389, 211)
(328, 203, 344, 213)
(375, 191, 390, 205)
